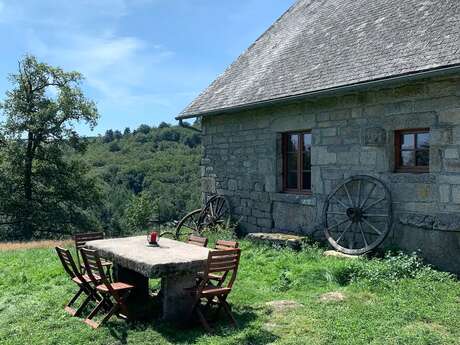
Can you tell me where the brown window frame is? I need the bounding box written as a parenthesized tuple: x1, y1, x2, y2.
(282, 131, 312, 194)
(394, 128, 430, 173)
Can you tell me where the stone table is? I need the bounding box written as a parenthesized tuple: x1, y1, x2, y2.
(86, 236, 210, 322)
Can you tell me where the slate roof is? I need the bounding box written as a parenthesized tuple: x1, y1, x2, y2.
(178, 0, 460, 119)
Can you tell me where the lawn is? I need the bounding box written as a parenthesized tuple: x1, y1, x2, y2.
(0, 238, 459, 345)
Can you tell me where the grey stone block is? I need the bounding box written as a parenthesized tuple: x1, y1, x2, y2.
(439, 185, 451, 203)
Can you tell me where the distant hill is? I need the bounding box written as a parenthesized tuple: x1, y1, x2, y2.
(76, 123, 202, 236)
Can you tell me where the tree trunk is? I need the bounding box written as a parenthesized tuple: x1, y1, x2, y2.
(23, 131, 34, 239)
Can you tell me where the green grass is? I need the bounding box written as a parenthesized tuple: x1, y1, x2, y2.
(0, 240, 459, 345)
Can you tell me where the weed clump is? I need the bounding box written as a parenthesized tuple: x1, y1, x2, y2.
(335, 252, 455, 287)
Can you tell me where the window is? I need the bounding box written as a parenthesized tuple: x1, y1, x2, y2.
(283, 131, 312, 193)
(395, 128, 430, 172)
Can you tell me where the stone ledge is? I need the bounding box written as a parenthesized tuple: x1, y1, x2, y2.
(246, 232, 308, 250)
(399, 213, 460, 232)
(270, 192, 317, 206)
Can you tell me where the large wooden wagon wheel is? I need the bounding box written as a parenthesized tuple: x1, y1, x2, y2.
(323, 175, 393, 255)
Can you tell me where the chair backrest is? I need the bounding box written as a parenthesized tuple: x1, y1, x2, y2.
(215, 239, 239, 250)
(55, 246, 81, 281)
(74, 232, 105, 268)
(203, 248, 241, 289)
(187, 235, 208, 247)
(80, 248, 112, 291)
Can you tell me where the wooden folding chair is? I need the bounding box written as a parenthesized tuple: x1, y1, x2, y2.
(188, 248, 241, 332)
(55, 247, 102, 317)
(187, 235, 208, 247)
(208, 240, 239, 285)
(74, 232, 112, 279)
(214, 239, 239, 250)
(80, 248, 134, 329)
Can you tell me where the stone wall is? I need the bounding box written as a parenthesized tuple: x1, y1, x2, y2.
(200, 74, 460, 273)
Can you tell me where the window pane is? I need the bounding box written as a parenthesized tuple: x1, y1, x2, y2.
(302, 172, 311, 190)
(287, 134, 299, 152)
(287, 153, 298, 171)
(401, 151, 415, 166)
(287, 172, 298, 189)
(303, 133, 312, 150)
(303, 151, 311, 170)
(401, 134, 414, 149)
(416, 150, 429, 166)
(416, 132, 430, 150)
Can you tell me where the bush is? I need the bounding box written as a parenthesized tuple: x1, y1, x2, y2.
(335, 251, 455, 287)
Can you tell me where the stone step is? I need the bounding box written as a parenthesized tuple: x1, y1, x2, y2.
(246, 232, 308, 250)
(323, 250, 361, 259)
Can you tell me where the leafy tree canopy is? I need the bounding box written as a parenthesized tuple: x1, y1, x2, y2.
(0, 55, 100, 240)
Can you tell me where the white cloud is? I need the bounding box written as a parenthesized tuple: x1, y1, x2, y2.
(26, 30, 174, 106)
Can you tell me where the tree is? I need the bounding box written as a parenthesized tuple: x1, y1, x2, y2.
(158, 122, 170, 129)
(123, 127, 131, 136)
(0, 55, 100, 239)
(113, 130, 123, 140)
(137, 124, 150, 134)
(103, 129, 114, 143)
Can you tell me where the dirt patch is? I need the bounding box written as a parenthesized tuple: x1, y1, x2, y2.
(319, 292, 347, 302)
(266, 300, 302, 313)
(0, 240, 72, 251)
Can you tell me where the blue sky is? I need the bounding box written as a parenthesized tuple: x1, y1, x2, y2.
(0, 0, 295, 135)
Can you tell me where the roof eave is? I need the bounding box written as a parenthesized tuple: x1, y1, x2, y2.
(176, 64, 460, 120)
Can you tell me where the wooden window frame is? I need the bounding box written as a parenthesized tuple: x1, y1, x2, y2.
(282, 131, 312, 194)
(394, 128, 430, 173)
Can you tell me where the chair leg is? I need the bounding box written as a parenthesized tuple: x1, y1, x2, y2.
(64, 287, 84, 316)
(116, 292, 131, 319)
(196, 305, 212, 333)
(85, 297, 106, 320)
(73, 292, 93, 317)
(219, 297, 238, 328)
(98, 304, 120, 327)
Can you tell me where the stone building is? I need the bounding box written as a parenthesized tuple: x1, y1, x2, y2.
(177, 0, 460, 272)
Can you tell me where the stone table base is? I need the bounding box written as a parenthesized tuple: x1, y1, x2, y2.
(161, 273, 197, 322)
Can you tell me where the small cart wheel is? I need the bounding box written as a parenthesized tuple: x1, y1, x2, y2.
(200, 195, 231, 229)
(174, 209, 204, 241)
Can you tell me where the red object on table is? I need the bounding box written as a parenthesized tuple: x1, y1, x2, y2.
(149, 231, 158, 244)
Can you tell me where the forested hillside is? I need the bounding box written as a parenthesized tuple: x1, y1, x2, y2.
(0, 56, 202, 241)
(80, 123, 202, 237)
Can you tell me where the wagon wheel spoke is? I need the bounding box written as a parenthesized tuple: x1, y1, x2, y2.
(363, 214, 389, 218)
(214, 198, 227, 218)
(336, 221, 353, 244)
(358, 222, 368, 247)
(362, 197, 386, 212)
(327, 211, 347, 216)
(343, 183, 355, 208)
(356, 180, 362, 209)
(359, 183, 376, 209)
(362, 218, 383, 235)
(326, 218, 350, 232)
(331, 196, 350, 210)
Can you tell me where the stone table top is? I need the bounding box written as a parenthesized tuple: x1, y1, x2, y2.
(86, 236, 210, 278)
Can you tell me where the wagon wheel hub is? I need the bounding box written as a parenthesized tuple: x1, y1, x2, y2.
(346, 207, 363, 223)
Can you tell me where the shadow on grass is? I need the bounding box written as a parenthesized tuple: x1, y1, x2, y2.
(106, 306, 278, 344)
